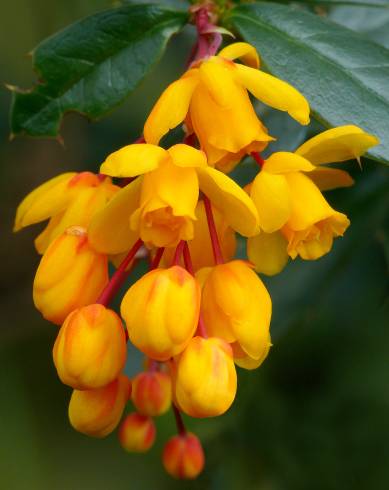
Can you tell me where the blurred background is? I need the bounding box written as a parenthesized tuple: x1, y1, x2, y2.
(1, 1, 388, 489)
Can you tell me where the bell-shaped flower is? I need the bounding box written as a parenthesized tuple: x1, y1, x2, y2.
(131, 371, 172, 417)
(89, 143, 259, 253)
(248, 125, 379, 273)
(118, 413, 156, 453)
(121, 266, 201, 361)
(200, 260, 271, 361)
(33, 226, 108, 325)
(53, 304, 127, 390)
(144, 42, 310, 171)
(14, 172, 118, 253)
(162, 433, 205, 479)
(68, 375, 131, 438)
(174, 336, 237, 418)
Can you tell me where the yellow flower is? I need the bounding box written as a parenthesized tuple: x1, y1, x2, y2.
(200, 260, 271, 360)
(144, 42, 310, 171)
(248, 125, 379, 273)
(14, 172, 118, 253)
(121, 266, 201, 361)
(118, 413, 156, 453)
(53, 304, 127, 390)
(68, 375, 131, 438)
(89, 143, 259, 252)
(231, 336, 272, 371)
(174, 336, 237, 418)
(33, 226, 108, 325)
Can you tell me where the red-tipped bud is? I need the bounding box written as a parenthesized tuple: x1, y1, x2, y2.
(162, 433, 205, 479)
(118, 413, 156, 452)
(132, 371, 172, 417)
(53, 304, 127, 390)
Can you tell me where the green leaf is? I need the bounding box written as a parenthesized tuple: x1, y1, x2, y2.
(10, 4, 188, 138)
(224, 2, 389, 164)
(290, 0, 389, 7)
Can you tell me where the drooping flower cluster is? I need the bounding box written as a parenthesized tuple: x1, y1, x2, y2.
(14, 6, 378, 480)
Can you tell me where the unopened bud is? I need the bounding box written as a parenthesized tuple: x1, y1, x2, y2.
(132, 371, 172, 417)
(162, 433, 204, 479)
(121, 266, 200, 361)
(33, 227, 108, 325)
(53, 304, 127, 389)
(68, 375, 130, 438)
(118, 413, 156, 452)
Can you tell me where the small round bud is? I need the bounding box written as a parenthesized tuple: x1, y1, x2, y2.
(162, 433, 204, 479)
(118, 413, 156, 453)
(68, 375, 131, 438)
(132, 371, 172, 417)
(33, 227, 108, 325)
(174, 336, 237, 418)
(53, 304, 127, 390)
(121, 266, 201, 361)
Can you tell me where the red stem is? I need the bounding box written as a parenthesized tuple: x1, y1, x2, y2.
(203, 196, 223, 265)
(173, 404, 186, 436)
(150, 247, 164, 270)
(251, 151, 265, 167)
(96, 239, 143, 306)
(172, 240, 185, 266)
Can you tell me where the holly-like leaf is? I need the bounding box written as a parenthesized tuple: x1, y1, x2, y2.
(10, 4, 188, 138)
(224, 2, 389, 164)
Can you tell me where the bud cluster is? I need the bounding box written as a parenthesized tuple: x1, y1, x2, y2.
(14, 5, 378, 480)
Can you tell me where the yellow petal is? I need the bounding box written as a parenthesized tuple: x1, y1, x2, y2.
(247, 232, 289, 276)
(235, 64, 310, 125)
(218, 42, 259, 68)
(197, 167, 259, 237)
(199, 58, 240, 108)
(143, 73, 199, 145)
(285, 172, 337, 230)
(250, 171, 291, 233)
(14, 172, 76, 231)
(100, 144, 167, 178)
(167, 144, 207, 168)
(295, 125, 379, 165)
(88, 177, 142, 254)
(263, 152, 315, 174)
(307, 167, 354, 191)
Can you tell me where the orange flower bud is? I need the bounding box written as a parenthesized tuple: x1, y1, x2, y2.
(131, 371, 172, 417)
(162, 433, 204, 479)
(33, 226, 108, 325)
(68, 375, 131, 438)
(201, 260, 272, 361)
(231, 335, 272, 370)
(121, 266, 201, 361)
(53, 304, 127, 390)
(118, 413, 156, 452)
(174, 337, 237, 418)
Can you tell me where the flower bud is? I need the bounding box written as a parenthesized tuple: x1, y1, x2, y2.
(118, 413, 156, 452)
(162, 433, 204, 479)
(53, 304, 127, 389)
(132, 371, 172, 417)
(121, 266, 201, 361)
(33, 226, 108, 325)
(201, 260, 271, 361)
(68, 375, 131, 438)
(174, 337, 237, 418)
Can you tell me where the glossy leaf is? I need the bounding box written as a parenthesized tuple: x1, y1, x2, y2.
(224, 2, 389, 164)
(10, 4, 188, 138)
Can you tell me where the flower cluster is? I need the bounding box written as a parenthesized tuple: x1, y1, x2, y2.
(15, 7, 378, 480)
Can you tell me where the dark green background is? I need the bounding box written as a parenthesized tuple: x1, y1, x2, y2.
(1, 1, 388, 489)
